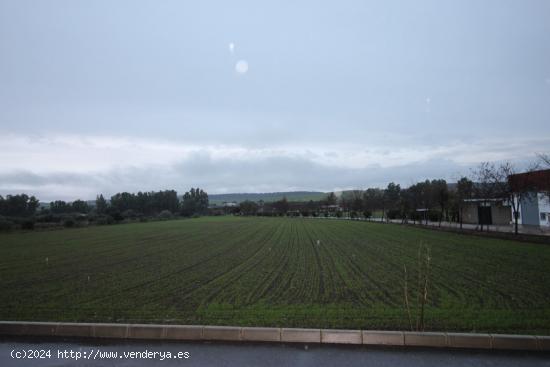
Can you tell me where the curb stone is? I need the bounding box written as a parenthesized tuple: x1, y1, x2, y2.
(0, 322, 548, 351)
(404, 332, 447, 347)
(281, 328, 321, 343)
(321, 329, 362, 344)
(362, 331, 404, 346)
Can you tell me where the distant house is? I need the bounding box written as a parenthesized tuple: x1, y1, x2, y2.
(509, 169, 550, 228)
(462, 198, 512, 226)
(321, 205, 342, 213)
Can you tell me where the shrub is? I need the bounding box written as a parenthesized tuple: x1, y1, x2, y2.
(35, 213, 63, 223)
(21, 220, 35, 230)
(158, 210, 173, 219)
(34, 222, 63, 231)
(111, 212, 124, 222)
(363, 210, 372, 218)
(74, 214, 88, 222)
(121, 209, 138, 220)
(0, 218, 14, 231)
(96, 215, 115, 225)
(63, 218, 76, 228)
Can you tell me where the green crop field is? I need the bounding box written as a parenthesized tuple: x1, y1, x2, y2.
(1, 216, 549, 334)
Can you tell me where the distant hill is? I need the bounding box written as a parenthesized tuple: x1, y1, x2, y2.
(208, 191, 327, 205)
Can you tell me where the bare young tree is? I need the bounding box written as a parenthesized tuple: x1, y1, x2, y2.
(500, 162, 543, 235)
(490, 162, 518, 234)
(472, 162, 497, 231)
(476, 161, 539, 235)
(538, 153, 550, 167)
(403, 244, 431, 331)
(456, 177, 474, 230)
(537, 153, 550, 200)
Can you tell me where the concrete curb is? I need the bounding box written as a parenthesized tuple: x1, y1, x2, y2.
(404, 331, 448, 348)
(0, 322, 548, 351)
(281, 328, 321, 343)
(363, 331, 404, 346)
(321, 329, 362, 345)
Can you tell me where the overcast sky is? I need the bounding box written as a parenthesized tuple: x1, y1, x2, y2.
(1, 0, 549, 201)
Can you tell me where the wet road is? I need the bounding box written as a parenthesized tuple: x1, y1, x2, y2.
(1, 337, 549, 367)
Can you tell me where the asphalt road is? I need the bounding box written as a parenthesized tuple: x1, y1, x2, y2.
(1, 337, 549, 367)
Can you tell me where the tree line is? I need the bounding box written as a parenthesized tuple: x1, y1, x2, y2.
(1, 154, 548, 232)
(0, 188, 209, 231)
(233, 156, 550, 235)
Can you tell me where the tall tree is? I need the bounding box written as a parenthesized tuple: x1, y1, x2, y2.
(50, 200, 70, 214)
(362, 188, 384, 219)
(431, 179, 448, 227)
(407, 183, 423, 224)
(95, 194, 108, 214)
(398, 188, 412, 223)
(181, 188, 209, 216)
(456, 177, 474, 229)
(71, 200, 89, 214)
(349, 190, 364, 213)
(325, 192, 337, 206)
(384, 182, 401, 219)
(272, 196, 289, 215)
(240, 200, 259, 215)
(0, 194, 39, 217)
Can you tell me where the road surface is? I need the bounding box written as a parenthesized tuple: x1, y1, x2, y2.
(2, 337, 549, 366)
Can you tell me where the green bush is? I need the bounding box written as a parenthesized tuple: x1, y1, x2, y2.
(0, 218, 15, 231)
(121, 209, 139, 220)
(158, 210, 173, 219)
(35, 213, 63, 223)
(34, 222, 63, 230)
(63, 218, 76, 228)
(96, 215, 115, 225)
(21, 220, 35, 230)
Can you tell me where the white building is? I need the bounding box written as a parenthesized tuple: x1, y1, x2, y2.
(509, 169, 550, 228)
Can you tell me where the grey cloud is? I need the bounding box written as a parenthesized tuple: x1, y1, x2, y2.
(0, 170, 101, 187)
(0, 153, 469, 201)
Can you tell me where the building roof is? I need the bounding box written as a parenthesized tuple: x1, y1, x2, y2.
(508, 169, 550, 192)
